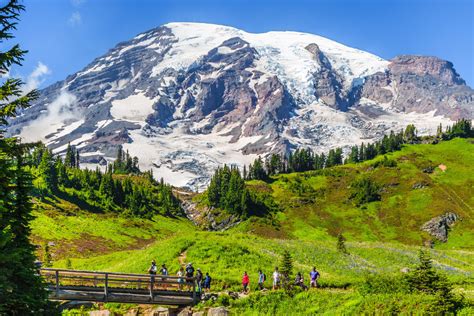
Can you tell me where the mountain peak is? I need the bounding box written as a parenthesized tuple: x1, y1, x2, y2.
(9, 22, 473, 189)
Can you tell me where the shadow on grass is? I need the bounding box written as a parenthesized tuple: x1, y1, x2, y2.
(54, 190, 104, 214)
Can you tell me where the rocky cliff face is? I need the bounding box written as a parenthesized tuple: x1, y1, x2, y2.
(359, 55, 473, 120)
(9, 23, 474, 189)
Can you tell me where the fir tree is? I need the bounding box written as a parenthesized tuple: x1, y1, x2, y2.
(405, 250, 459, 313)
(64, 143, 75, 168)
(337, 233, 348, 254)
(403, 124, 417, 143)
(42, 242, 52, 267)
(0, 1, 53, 313)
(280, 250, 293, 290)
(350, 177, 380, 206)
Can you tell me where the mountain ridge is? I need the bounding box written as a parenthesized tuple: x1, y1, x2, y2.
(9, 22, 474, 189)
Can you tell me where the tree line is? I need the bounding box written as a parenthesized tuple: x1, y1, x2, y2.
(30, 143, 182, 218)
(245, 120, 473, 181)
(206, 165, 275, 217)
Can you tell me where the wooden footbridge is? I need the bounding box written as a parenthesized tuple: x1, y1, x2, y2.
(40, 268, 199, 306)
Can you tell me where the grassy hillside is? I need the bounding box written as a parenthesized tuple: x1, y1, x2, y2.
(241, 138, 474, 248)
(30, 138, 474, 314)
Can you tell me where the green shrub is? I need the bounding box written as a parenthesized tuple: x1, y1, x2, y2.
(358, 273, 408, 295)
(349, 177, 381, 206)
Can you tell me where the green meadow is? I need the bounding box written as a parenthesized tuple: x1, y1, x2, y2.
(31, 138, 474, 314)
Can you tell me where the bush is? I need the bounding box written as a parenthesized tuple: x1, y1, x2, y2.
(349, 177, 381, 206)
(358, 273, 409, 296)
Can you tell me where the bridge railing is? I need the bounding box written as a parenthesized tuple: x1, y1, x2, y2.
(40, 268, 198, 304)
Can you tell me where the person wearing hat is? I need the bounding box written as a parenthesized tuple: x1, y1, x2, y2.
(185, 263, 195, 290)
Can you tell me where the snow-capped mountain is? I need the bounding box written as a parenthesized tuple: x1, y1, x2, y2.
(9, 22, 474, 189)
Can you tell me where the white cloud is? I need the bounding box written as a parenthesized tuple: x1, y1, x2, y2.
(71, 0, 86, 7)
(68, 11, 82, 26)
(24, 62, 50, 92)
(19, 90, 83, 142)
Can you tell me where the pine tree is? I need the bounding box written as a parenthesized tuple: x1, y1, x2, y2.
(337, 233, 348, 254)
(64, 143, 75, 168)
(42, 242, 52, 267)
(0, 2, 53, 312)
(405, 250, 458, 313)
(75, 149, 80, 168)
(404, 124, 417, 143)
(280, 250, 293, 290)
(38, 148, 57, 193)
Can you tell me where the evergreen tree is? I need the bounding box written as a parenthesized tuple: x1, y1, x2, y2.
(64, 143, 75, 168)
(405, 250, 459, 313)
(337, 233, 348, 255)
(75, 149, 80, 168)
(350, 177, 381, 206)
(403, 124, 417, 143)
(280, 250, 293, 290)
(0, 1, 53, 313)
(42, 242, 52, 267)
(38, 148, 57, 193)
(348, 146, 359, 164)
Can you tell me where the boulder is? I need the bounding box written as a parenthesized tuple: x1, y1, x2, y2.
(146, 307, 176, 316)
(421, 212, 459, 242)
(208, 307, 229, 316)
(178, 307, 193, 316)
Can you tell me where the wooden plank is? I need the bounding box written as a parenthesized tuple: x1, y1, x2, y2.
(51, 289, 195, 306)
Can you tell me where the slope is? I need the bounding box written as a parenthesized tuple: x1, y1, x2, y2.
(237, 138, 474, 249)
(30, 138, 474, 287)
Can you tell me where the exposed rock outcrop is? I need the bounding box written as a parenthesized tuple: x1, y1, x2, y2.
(360, 55, 474, 120)
(421, 212, 459, 242)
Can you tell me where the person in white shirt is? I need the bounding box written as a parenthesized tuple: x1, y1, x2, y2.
(272, 267, 280, 290)
(148, 260, 157, 290)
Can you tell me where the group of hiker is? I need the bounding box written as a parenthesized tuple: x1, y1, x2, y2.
(243, 266, 320, 293)
(148, 260, 320, 294)
(148, 260, 212, 292)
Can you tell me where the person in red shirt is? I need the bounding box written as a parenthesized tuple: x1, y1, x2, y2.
(242, 271, 250, 294)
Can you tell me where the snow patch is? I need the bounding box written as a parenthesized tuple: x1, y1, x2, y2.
(110, 92, 156, 123)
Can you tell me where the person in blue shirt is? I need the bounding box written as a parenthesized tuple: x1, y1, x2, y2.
(309, 267, 320, 288)
(257, 269, 266, 290)
(203, 272, 212, 292)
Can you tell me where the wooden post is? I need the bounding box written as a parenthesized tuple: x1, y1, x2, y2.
(55, 270, 59, 296)
(149, 275, 153, 300)
(192, 277, 197, 305)
(104, 273, 108, 301)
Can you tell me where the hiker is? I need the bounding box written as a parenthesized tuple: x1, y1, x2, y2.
(177, 266, 185, 291)
(309, 267, 320, 288)
(185, 263, 195, 290)
(257, 269, 266, 290)
(148, 260, 157, 289)
(272, 267, 280, 290)
(161, 264, 169, 289)
(242, 271, 250, 294)
(196, 268, 203, 292)
(295, 272, 308, 290)
(203, 272, 212, 292)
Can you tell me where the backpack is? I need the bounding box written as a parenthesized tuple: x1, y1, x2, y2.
(263, 273, 267, 282)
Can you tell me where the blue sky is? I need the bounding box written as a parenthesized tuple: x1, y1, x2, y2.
(9, 0, 474, 89)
